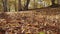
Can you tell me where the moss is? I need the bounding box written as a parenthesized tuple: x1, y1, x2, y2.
(38, 31, 45, 34)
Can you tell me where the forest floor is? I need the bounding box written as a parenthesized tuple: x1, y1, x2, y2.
(0, 8, 60, 34)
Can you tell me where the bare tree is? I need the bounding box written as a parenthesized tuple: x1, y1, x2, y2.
(2, 0, 8, 12)
(50, 0, 60, 7)
(52, 0, 55, 5)
(58, 0, 60, 5)
(24, 0, 30, 10)
(15, 0, 17, 11)
(18, 0, 22, 11)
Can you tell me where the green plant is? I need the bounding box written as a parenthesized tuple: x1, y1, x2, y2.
(39, 31, 45, 34)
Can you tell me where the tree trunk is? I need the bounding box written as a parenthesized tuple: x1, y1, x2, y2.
(2, 0, 8, 12)
(18, 0, 22, 11)
(50, 0, 60, 7)
(52, 0, 55, 6)
(58, 0, 60, 4)
(24, 0, 30, 10)
(15, 0, 17, 11)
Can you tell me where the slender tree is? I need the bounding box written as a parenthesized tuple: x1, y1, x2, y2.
(18, 0, 22, 11)
(50, 0, 60, 7)
(2, 0, 8, 12)
(52, 0, 55, 5)
(58, 0, 60, 4)
(15, 0, 17, 11)
(24, 0, 30, 10)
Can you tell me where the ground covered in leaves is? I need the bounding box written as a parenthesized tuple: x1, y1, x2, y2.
(0, 8, 60, 34)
